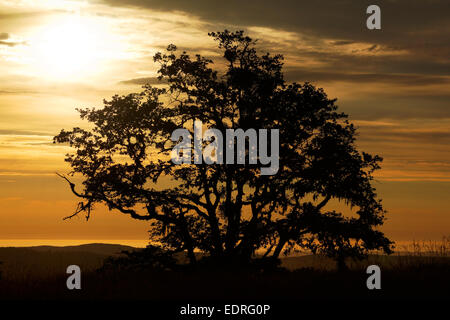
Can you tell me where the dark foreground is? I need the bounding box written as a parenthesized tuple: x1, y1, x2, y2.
(0, 244, 448, 301)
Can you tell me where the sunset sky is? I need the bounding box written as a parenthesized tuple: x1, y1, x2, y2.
(0, 0, 449, 246)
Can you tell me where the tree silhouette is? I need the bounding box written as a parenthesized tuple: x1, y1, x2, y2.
(54, 30, 393, 270)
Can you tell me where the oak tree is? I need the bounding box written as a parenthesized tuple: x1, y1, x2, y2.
(54, 30, 393, 269)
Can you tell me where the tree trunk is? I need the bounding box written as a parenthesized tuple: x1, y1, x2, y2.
(187, 248, 196, 265)
(272, 237, 287, 259)
(336, 256, 348, 272)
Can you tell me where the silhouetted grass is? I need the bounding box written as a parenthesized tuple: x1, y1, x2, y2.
(0, 240, 448, 301)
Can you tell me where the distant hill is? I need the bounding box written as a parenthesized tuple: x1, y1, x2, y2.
(25, 243, 137, 256)
(0, 243, 137, 279)
(0, 243, 448, 279)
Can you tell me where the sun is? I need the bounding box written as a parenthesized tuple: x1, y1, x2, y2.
(29, 15, 110, 80)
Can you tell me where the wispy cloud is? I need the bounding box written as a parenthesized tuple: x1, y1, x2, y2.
(0, 32, 26, 46)
(119, 76, 167, 85)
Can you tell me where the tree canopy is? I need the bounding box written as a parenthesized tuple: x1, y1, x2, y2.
(54, 30, 393, 269)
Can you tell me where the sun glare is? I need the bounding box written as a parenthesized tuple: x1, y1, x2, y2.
(29, 15, 113, 80)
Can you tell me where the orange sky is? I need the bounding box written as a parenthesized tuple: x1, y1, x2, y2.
(0, 0, 449, 245)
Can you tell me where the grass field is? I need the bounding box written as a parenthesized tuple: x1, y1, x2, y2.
(0, 239, 448, 301)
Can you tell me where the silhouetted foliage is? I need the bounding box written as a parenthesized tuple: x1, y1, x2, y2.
(54, 30, 393, 270)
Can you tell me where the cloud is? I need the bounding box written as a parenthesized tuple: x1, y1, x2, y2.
(360, 127, 450, 145)
(98, 0, 450, 49)
(97, 0, 450, 84)
(340, 94, 450, 120)
(352, 119, 450, 181)
(0, 40, 24, 47)
(0, 171, 55, 177)
(0, 89, 38, 95)
(119, 77, 167, 85)
(0, 129, 54, 137)
(0, 32, 26, 46)
(367, 44, 378, 52)
(0, 8, 68, 20)
(332, 40, 355, 46)
(0, 196, 22, 201)
(285, 69, 450, 86)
